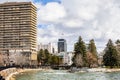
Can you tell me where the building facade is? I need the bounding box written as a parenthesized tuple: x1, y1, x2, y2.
(0, 2, 37, 65)
(57, 52, 73, 65)
(58, 39, 67, 53)
(38, 43, 55, 54)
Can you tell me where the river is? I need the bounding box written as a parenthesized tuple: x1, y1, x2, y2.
(14, 70, 120, 80)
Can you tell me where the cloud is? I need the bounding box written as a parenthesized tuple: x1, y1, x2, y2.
(63, 19, 84, 28)
(37, 24, 60, 44)
(62, 0, 100, 20)
(1, 0, 120, 52)
(37, 2, 66, 24)
(37, 0, 120, 52)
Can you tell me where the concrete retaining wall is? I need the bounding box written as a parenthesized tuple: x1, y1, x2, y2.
(0, 68, 17, 79)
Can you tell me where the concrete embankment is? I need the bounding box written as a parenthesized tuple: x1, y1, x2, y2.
(0, 68, 17, 80)
(5, 68, 45, 80)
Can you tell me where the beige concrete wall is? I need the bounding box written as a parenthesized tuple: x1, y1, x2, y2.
(0, 68, 17, 79)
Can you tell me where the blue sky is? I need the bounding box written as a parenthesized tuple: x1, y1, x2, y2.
(34, 0, 61, 4)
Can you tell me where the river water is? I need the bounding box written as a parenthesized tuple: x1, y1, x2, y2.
(14, 70, 120, 80)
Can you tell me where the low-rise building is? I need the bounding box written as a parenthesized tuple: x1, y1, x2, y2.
(58, 52, 73, 65)
(38, 43, 55, 54)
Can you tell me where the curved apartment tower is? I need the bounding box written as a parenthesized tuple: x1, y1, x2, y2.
(0, 2, 37, 65)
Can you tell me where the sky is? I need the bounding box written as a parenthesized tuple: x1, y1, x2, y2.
(0, 0, 120, 52)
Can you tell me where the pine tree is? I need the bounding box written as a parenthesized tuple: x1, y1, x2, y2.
(72, 36, 87, 67)
(87, 39, 98, 67)
(115, 39, 120, 44)
(103, 39, 119, 68)
(88, 39, 98, 57)
(51, 55, 58, 65)
(115, 39, 120, 66)
(37, 49, 46, 65)
(37, 49, 43, 63)
(44, 49, 51, 65)
(74, 36, 86, 56)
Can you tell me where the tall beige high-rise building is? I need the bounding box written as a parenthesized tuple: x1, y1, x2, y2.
(0, 2, 37, 65)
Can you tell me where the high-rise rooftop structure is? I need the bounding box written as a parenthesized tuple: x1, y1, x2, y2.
(58, 39, 67, 53)
(0, 2, 37, 64)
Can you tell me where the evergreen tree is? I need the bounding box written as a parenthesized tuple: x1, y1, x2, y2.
(88, 39, 98, 57)
(115, 39, 120, 44)
(115, 39, 120, 66)
(47, 54, 52, 65)
(44, 49, 50, 64)
(37, 49, 46, 65)
(74, 36, 86, 56)
(72, 36, 87, 67)
(51, 55, 58, 65)
(103, 39, 119, 68)
(37, 49, 43, 63)
(44, 49, 51, 64)
(87, 39, 98, 67)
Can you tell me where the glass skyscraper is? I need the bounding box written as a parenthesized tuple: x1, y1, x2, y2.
(58, 39, 67, 53)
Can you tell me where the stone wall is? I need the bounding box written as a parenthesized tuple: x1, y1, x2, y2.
(0, 68, 17, 79)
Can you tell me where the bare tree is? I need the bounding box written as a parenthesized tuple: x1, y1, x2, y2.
(74, 54, 83, 67)
(86, 52, 98, 68)
(0, 53, 4, 66)
(9, 52, 29, 66)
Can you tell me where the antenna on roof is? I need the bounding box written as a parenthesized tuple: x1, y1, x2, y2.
(60, 33, 64, 39)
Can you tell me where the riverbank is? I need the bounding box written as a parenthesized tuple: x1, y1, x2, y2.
(0, 68, 17, 80)
(6, 68, 52, 80)
(69, 68, 120, 73)
(9, 69, 120, 80)
(5, 68, 120, 80)
(88, 68, 120, 72)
